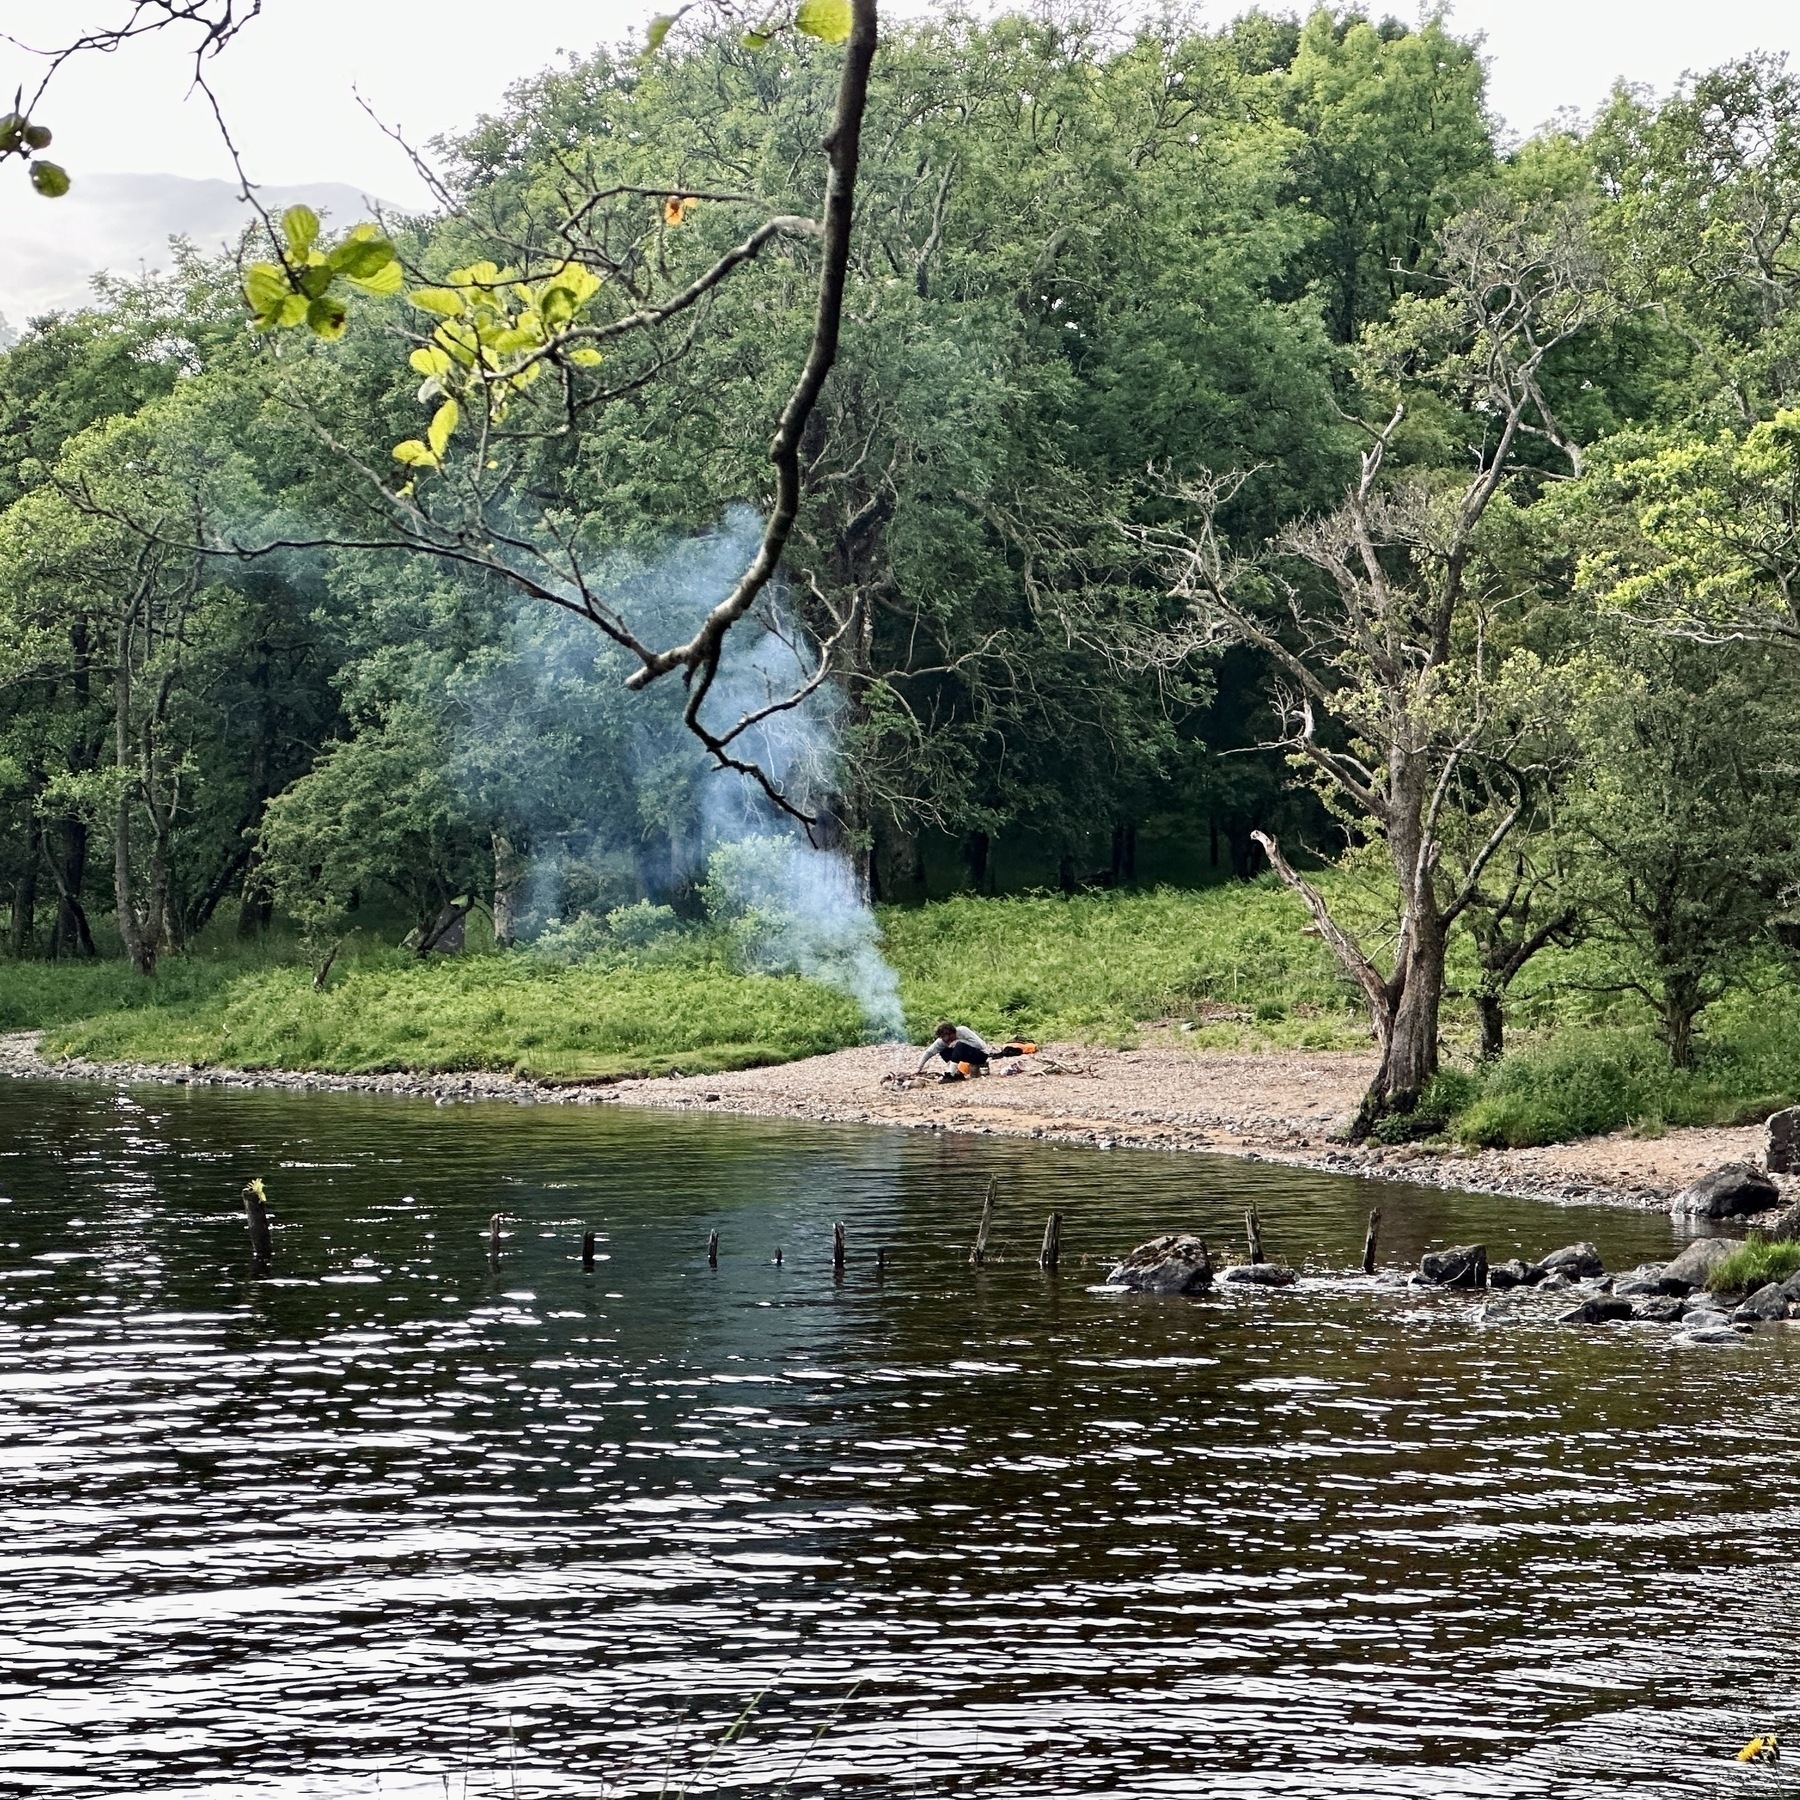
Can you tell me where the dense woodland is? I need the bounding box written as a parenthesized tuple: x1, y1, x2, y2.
(5, 5, 1800, 1130)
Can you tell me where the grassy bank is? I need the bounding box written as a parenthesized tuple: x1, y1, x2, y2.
(5, 880, 1800, 1141)
(9, 939, 864, 1081)
(0, 880, 1360, 1080)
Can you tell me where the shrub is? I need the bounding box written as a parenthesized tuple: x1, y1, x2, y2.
(1707, 1239, 1800, 1295)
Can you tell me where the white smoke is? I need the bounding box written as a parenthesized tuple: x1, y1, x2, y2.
(450, 508, 906, 1040)
(702, 836, 906, 1038)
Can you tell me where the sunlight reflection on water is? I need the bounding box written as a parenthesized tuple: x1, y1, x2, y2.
(0, 1079, 1796, 1797)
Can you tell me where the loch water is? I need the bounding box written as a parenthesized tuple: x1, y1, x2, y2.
(1, 1077, 1797, 1798)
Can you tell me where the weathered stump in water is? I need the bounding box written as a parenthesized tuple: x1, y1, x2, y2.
(970, 1176, 997, 1267)
(1040, 1211, 1063, 1272)
(707, 1229, 719, 1269)
(581, 1230, 596, 1272)
(241, 1179, 273, 1268)
(488, 1213, 503, 1261)
(832, 1221, 845, 1276)
(1362, 1208, 1381, 1276)
(877, 1245, 888, 1277)
(1245, 1206, 1265, 1266)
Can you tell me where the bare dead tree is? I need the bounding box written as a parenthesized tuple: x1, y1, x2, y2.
(1144, 199, 1611, 1134)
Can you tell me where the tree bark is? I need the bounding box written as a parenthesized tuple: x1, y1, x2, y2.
(492, 830, 528, 947)
(112, 609, 158, 978)
(1360, 909, 1445, 1131)
(10, 811, 40, 958)
(1474, 991, 1504, 1061)
(48, 819, 94, 959)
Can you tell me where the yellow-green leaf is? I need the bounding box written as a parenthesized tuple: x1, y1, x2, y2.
(410, 287, 466, 317)
(29, 159, 71, 198)
(346, 257, 404, 297)
(244, 262, 290, 315)
(329, 233, 396, 279)
(426, 398, 460, 459)
(392, 440, 440, 469)
(281, 204, 321, 256)
(568, 347, 603, 367)
(306, 296, 348, 339)
(409, 346, 453, 379)
(795, 0, 851, 43)
(644, 12, 678, 55)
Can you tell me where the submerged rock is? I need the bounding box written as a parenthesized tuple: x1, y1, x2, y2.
(1537, 1241, 1605, 1280)
(1419, 1244, 1488, 1289)
(1673, 1324, 1748, 1347)
(1106, 1234, 1214, 1295)
(1669, 1163, 1778, 1221)
(1733, 1283, 1792, 1324)
(1616, 1261, 1691, 1298)
(1220, 1262, 1298, 1288)
(1558, 1297, 1635, 1326)
(1487, 1258, 1536, 1290)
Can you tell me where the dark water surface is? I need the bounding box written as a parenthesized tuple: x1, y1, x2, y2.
(1, 1079, 1796, 1799)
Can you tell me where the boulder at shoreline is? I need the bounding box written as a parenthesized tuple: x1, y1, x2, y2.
(1669, 1164, 1779, 1220)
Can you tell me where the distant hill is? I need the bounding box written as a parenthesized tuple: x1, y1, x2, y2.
(0, 172, 402, 331)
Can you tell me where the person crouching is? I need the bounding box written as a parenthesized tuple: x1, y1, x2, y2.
(916, 1021, 1035, 1080)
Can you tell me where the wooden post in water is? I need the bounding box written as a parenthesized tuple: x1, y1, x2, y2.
(707, 1229, 719, 1269)
(876, 1246, 888, 1277)
(581, 1230, 596, 1272)
(970, 1176, 997, 1267)
(241, 1179, 273, 1269)
(774, 1246, 784, 1267)
(488, 1213, 503, 1261)
(1245, 1206, 1265, 1265)
(832, 1221, 845, 1277)
(1362, 1208, 1381, 1276)
(1198, 1238, 1213, 1282)
(1039, 1210, 1063, 1272)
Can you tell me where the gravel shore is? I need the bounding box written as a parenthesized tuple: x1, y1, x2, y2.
(3, 1029, 1778, 1213)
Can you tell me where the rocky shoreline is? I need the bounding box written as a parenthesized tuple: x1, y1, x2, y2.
(1106, 1191, 1800, 1346)
(4, 1031, 1794, 1217)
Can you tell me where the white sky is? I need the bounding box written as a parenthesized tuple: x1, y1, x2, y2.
(3, 1, 1799, 208)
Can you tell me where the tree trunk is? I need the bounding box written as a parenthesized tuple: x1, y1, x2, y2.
(1357, 910, 1445, 1132)
(48, 820, 94, 959)
(10, 812, 40, 957)
(1474, 991, 1504, 1061)
(114, 790, 157, 978)
(964, 830, 989, 894)
(1661, 974, 1703, 1070)
(1254, 826, 1444, 1140)
(492, 830, 528, 947)
(238, 872, 274, 938)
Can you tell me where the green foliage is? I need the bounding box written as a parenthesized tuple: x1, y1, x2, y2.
(30, 942, 862, 1081)
(879, 880, 1364, 1044)
(1451, 1022, 1799, 1149)
(1707, 1239, 1800, 1295)
(243, 209, 402, 337)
